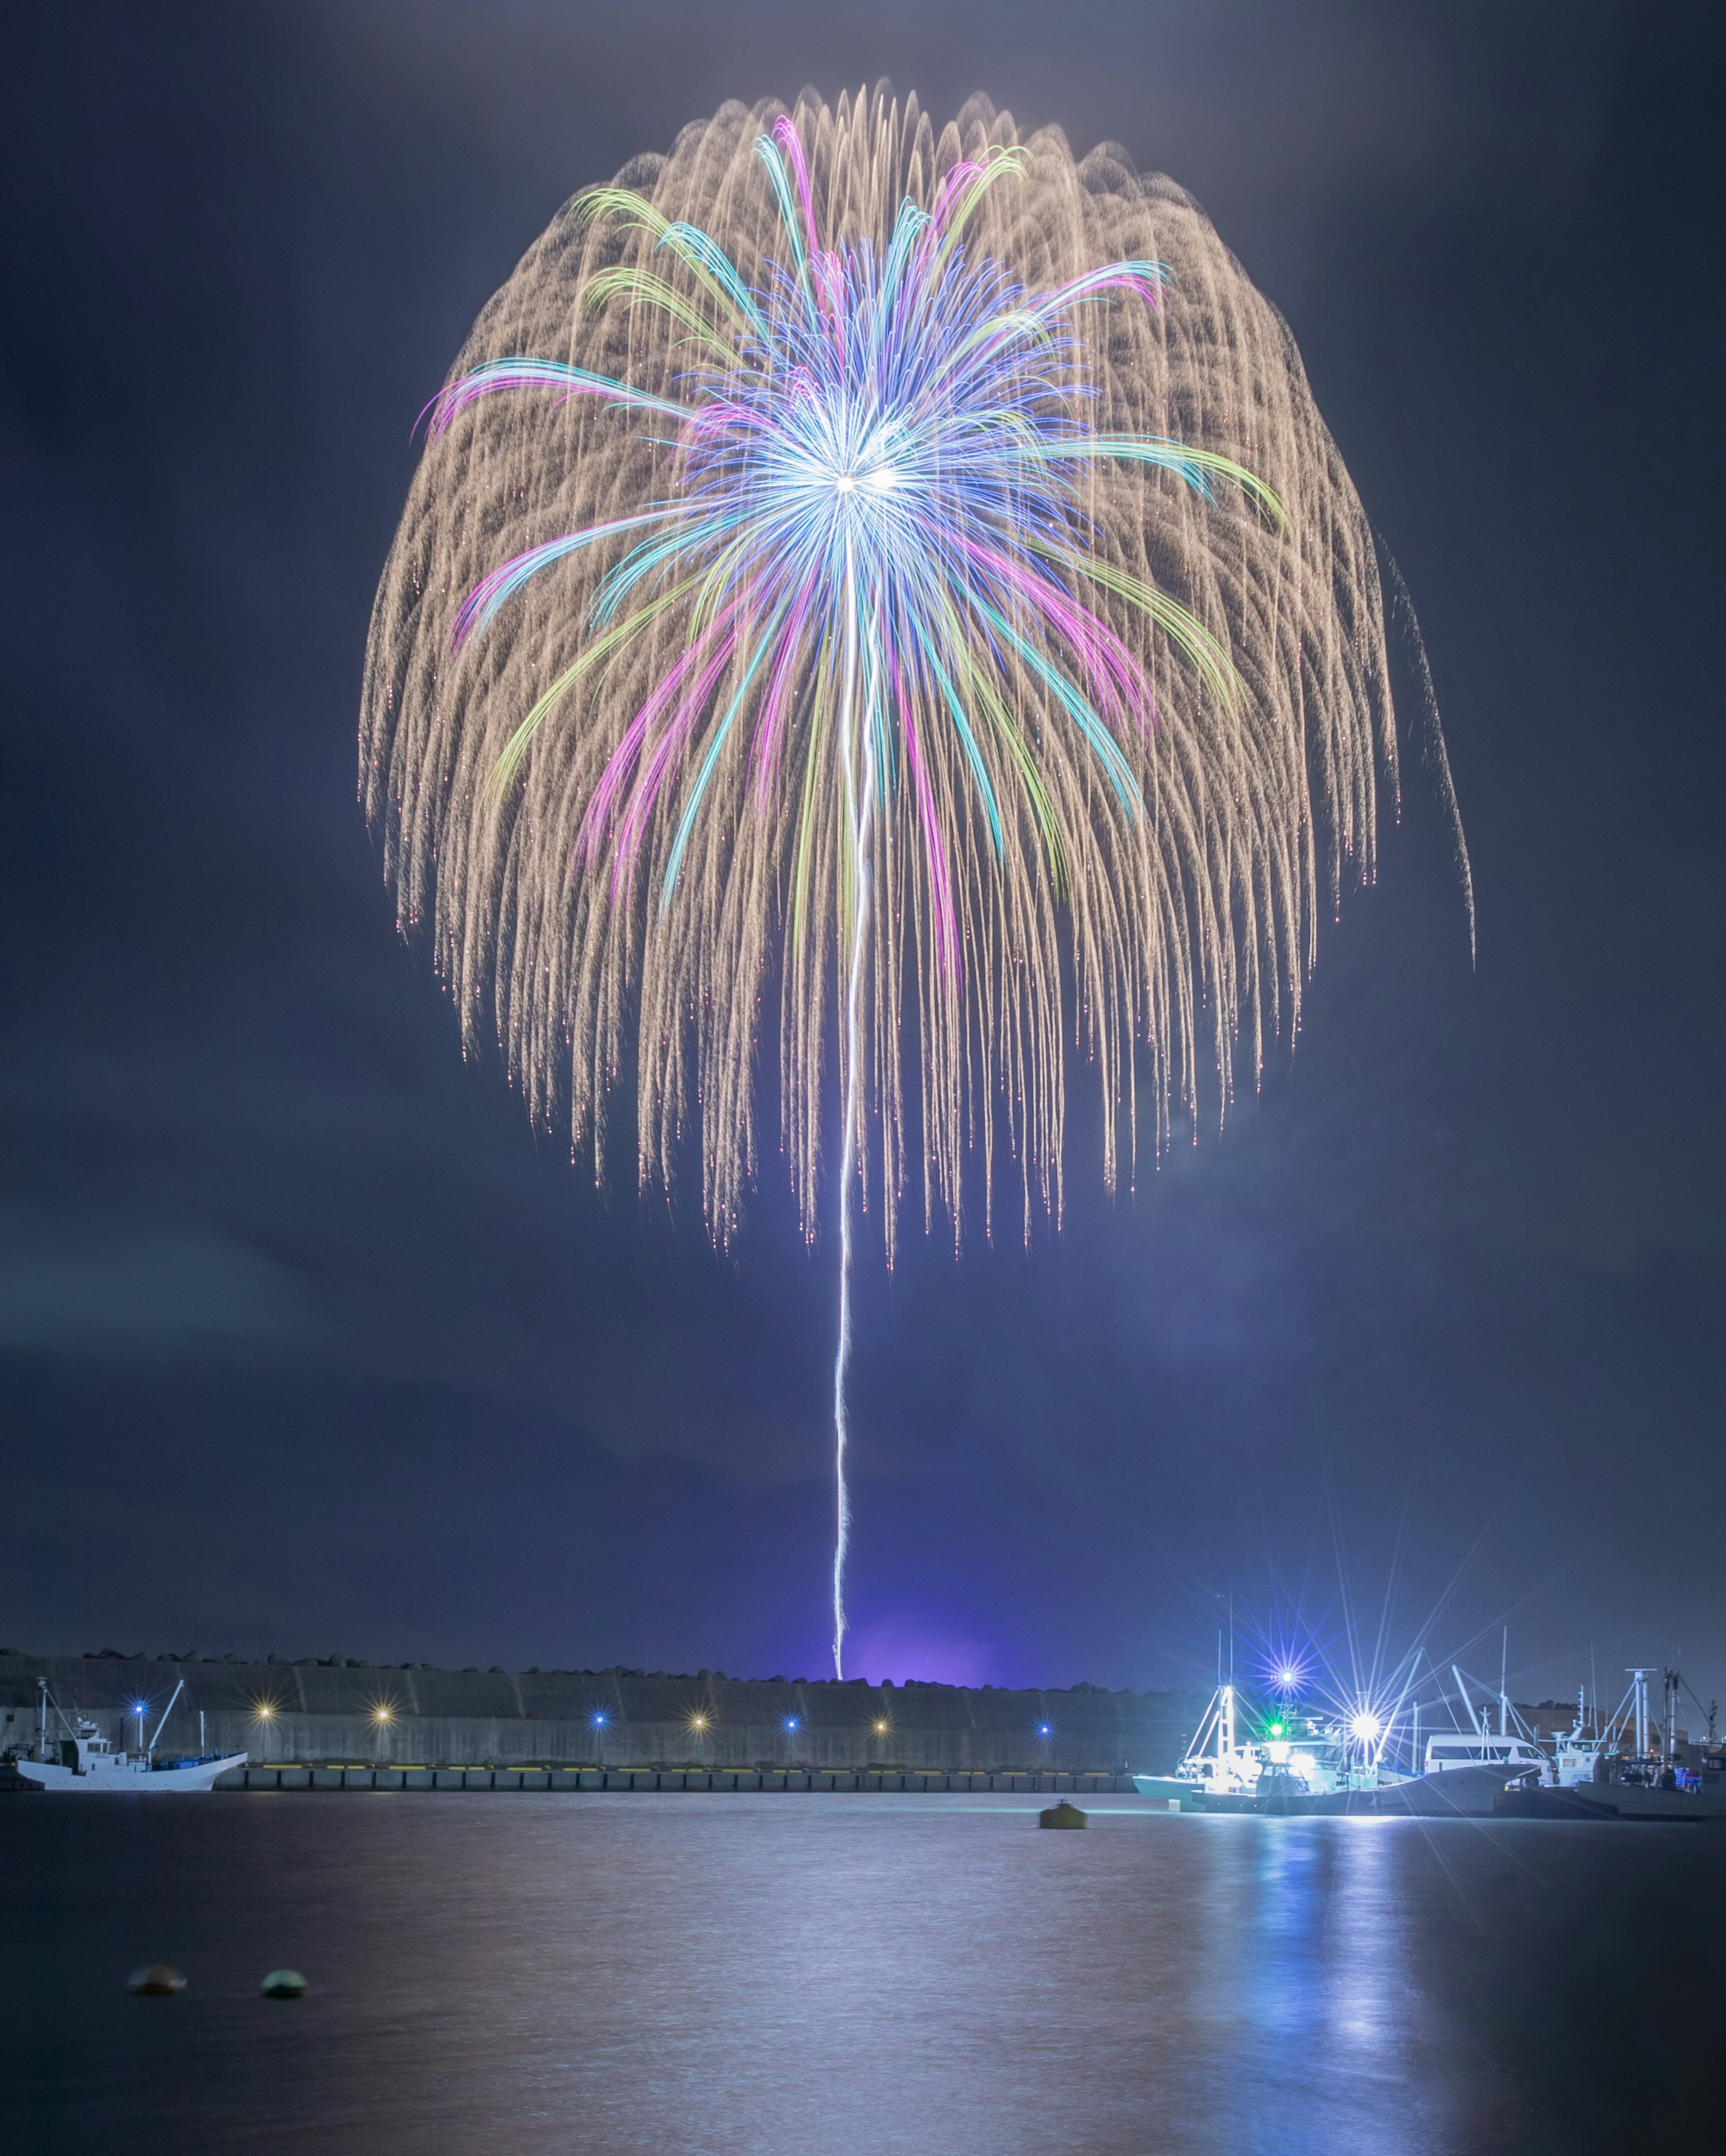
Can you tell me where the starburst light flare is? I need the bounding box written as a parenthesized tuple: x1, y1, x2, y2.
(361, 89, 1467, 1677)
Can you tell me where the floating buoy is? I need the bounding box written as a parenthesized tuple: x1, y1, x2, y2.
(261, 1969, 307, 2000)
(128, 1965, 186, 1996)
(1039, 1798, 1088, 1829)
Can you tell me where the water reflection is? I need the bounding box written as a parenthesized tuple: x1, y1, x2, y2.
(8, 1794, 1726, 2153)
(1136, 1817, 1427, 2149)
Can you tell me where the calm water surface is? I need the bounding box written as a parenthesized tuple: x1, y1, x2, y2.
(9, 1792, 1723, 2153)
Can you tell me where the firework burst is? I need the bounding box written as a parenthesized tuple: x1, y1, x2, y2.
(362, 90, 1466, 1673)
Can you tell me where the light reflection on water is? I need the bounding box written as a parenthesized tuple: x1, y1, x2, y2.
(9, 1793, 1725, 2153)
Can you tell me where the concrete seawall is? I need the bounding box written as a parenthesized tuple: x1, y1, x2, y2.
(219, 1765, 1150, 1795)
(1, 1652, 1202, 1775)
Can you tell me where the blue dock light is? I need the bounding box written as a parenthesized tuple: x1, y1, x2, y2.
(591, 1711, 608, 1727)
(1038, 1723, 1051, 1737)
(785, 1716, 799, 1732)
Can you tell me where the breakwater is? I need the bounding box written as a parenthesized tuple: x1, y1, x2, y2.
(0, 1651, 1201, 1775)
(222, 1765, 1144, 1794)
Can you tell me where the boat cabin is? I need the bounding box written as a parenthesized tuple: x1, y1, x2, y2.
(60, 1730, 125, 1771)
(1424, 1733, 1546, 1778)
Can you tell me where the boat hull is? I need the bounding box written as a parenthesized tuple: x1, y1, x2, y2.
(1135, 1762, 1522, 1818)
(1497, 1782, 1726, 1822)
(1294, 1765, 1514, 1817)
(13, 1752, 246, 1793)
(1130, 1775, 1201, 1810)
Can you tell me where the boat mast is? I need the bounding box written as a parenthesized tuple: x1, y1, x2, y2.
(1452, 1666, 1487, 1742)
(147, 1679, 185, 1755)
(1627, 1668, 1655, 1760)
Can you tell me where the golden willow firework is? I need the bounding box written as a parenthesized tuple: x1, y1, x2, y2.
(362, 89, 1467, 1672)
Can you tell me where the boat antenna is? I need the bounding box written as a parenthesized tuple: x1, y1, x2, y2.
(1680, 1672, 1722, 1747)
(1499, 1628, 1508, 1739)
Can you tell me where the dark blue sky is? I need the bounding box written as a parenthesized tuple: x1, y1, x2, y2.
(2, 0, 1720, 1703)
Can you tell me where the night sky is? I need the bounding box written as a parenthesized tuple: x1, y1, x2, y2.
(3, 1, 1721, 1703)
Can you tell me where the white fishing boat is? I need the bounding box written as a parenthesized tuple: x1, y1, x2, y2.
(1133, 1683, 1396, 1810)
(1295, 1656, 1603, 1814)
(1549, 1683, 1623, 1787)
(12, 1680, 244, 1793)
(1424, 1731, 1550, 1777)
(1499, 1669, 1726, 1819)
(1132, 1633, 1642, 1819)
(1533, 1668, 1702, 1794)
(1423, 1664, 1553, 1786)
(1141, 1683, 1265, 1809)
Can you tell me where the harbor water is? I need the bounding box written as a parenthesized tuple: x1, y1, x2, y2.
(9, 1792, 1723, 2152)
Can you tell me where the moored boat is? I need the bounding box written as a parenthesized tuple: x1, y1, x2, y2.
(11, 1680, 244, 1793)
(1134, 1659, 1726, 1821)
(1134, 1683, 1403, 1813)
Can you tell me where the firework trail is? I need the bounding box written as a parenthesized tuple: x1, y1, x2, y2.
(361, 90, 1468, 1676)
